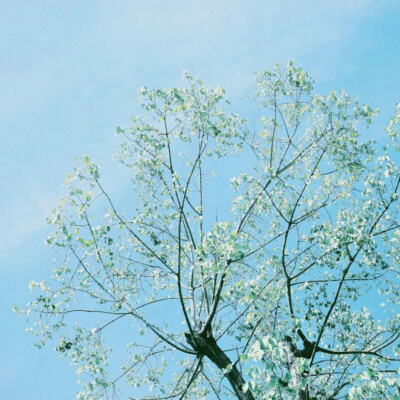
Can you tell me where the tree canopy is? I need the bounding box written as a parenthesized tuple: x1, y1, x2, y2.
(19, 62, 400, 399)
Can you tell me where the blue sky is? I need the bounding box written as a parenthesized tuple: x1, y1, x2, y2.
(1, 1, 400, 398)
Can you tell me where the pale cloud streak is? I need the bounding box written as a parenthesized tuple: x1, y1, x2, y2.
(0, 187, 55, 255)
(90, 0, 389, 93)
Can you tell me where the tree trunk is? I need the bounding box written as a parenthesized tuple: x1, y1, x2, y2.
(283, 336, 308, 400)
(185, 331, 255, 400)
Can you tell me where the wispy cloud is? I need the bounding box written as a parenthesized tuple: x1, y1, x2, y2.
(85, 0, 390, 93)
(0, 187, 55, 254)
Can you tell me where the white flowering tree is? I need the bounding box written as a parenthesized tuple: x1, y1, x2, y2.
(19, 62, 400, 399)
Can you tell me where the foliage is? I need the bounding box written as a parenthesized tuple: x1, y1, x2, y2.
(17, 62, 400, 399)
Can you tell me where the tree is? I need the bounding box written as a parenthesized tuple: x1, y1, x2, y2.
(18, 62, 400, 399)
